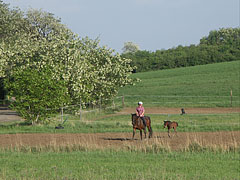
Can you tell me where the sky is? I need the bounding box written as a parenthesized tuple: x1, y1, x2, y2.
(3, 0, 240, 53)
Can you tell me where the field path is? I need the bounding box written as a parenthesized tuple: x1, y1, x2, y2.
(118, 107, 240, 115)
(0, 131, 239, 150)
(0, 107, 239, 123)
(0, 106, 23, 123)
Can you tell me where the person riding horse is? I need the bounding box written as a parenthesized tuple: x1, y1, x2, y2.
(136, 101, 146, 128)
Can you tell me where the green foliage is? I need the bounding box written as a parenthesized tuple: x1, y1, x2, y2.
(200, 28, 240, 46)
(4, 67, 70, 124)
(122, 28, 240, 72)
(0, 78, 5, 100)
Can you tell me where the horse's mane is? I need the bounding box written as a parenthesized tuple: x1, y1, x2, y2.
(164, 120, 171, 123)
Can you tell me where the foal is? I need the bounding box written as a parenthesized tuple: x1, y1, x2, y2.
(164, 120, 178, 137)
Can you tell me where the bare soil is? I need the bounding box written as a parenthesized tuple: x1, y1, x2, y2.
(0, 107, 239, 123)
(0, 107, 23, 123)
(0, 131, 239, 151)
(118, 107, 240, 115)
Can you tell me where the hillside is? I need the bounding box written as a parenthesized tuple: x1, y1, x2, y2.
(117, 61, 240, 107)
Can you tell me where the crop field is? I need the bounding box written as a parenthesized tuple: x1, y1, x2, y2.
(0, 62, 239, 179)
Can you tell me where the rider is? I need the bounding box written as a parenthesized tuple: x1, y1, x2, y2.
(136, 101, 146, 127)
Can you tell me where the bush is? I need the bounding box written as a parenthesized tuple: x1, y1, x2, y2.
(5, 66, 70, 124)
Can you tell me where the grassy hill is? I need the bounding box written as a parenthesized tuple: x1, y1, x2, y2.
(116, 61, 240, 107)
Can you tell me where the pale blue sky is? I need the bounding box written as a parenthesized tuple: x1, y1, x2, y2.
(3, 0, 240, 53)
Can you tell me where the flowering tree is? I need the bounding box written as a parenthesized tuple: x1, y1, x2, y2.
(0, 3, 135, 123)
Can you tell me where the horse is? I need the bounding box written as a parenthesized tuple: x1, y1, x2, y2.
(164, 120, 178, 137)
(131, 113, 153, 140)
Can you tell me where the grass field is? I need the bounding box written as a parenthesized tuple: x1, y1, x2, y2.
(1, 61, 239, 180)
(0, 113, 239, 134)
(116, 61, 240, 107)
(0, 149, 239, 180)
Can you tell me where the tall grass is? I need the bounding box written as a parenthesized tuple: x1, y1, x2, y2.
(117, 61, 240, 107)
(0, 146, 239, 180)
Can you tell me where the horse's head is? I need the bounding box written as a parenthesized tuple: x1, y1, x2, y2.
(164, 120, 170, 128)
(131, 113, 138, 126)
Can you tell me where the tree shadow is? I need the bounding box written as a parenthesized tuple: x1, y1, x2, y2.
(0, 107, 9, 110)
(0, 121, 32, 128)
(0, 111, 19, 115)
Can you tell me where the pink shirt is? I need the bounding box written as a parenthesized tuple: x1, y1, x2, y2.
(136, 106, 145, 117)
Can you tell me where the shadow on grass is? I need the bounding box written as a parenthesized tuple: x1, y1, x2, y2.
(0, 121, 32, 128)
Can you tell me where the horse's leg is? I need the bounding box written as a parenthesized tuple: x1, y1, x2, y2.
(140, 130, 142, 140)
(147, 125, 151, 138)
(144, 128, 147, 139)
(174, 127, 178, 137)
(168, 128, 171, 138)
(132, 128, 136, 140)
(149, 126, 153, 138)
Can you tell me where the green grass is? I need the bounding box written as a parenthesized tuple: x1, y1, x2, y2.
(0, 150, 239, 180)
(116, 61, 240, 107)
(1, 62, 240, 180)
(0, 113, 239, 134)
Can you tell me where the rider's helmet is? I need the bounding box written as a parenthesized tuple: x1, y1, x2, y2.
(138, 101, 143, 105)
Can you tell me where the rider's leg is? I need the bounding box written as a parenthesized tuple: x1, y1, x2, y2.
(141, 117, 146, 127)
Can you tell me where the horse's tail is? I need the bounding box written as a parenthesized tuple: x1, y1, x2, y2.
(176, 122, 178, 127)
(149, 126, 153, 138)
(147, 116, 153, 138)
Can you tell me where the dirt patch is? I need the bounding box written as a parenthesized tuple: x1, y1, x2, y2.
(0, 107, 23, 123)
(119, 107, 240, 115)
(0, 107, 239, 123)
(0, 131, 239, 151)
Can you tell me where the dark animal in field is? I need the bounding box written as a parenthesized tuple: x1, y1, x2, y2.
(131, 113, 153, 140)
(181, 108, 186, 115)
(164, 120, 178, 137)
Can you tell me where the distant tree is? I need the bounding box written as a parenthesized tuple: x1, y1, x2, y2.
(200, 28, 240, 46)
(121, 28, 240, 72)
(122, 42, 140, 54)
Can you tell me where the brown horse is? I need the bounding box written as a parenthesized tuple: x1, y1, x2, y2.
(131, 113, 153, 140)
(164, 120, 178, 137)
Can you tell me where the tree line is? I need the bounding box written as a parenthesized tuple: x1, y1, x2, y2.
(122, 28, 240, 72)
(0, 1, 135, 124)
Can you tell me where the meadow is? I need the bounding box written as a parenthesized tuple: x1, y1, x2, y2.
(0, 149, 239, 180)
(0, 61, 239, 180)
(116, 61, 240, 107)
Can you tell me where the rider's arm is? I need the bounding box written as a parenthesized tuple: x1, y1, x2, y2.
(141, 108, 145, 116)
(136, 110, 139, 116)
